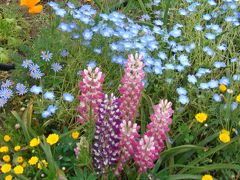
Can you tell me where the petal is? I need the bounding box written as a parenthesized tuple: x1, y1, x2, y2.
(23, 0, 41, 8)
(28, 5, 43, 14)
(20, 0, 28, 6)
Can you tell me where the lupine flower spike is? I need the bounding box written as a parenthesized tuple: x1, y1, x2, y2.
(134, 99, 174, 172)
(92, 94, 121, 174)
(119, 54, 145, 122)
(78, 67, 105, 123)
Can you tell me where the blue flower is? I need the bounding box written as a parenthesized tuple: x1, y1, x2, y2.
(30, 70, 43, 79)
(87, 61, 96, 69)
(195, 25, 204, 31)
(16, 83, 28, 95)
(42, 111, 51, 118)
(55, 8, 66, 17)
(199, 83, 209, 90)
(169, 28, 182, 38)
(47, 105, 58, 114)
(60, 49, 69, 57)
(0, 98, 7, 107)
(158, 52, 167, 60)
(30, 85, 42, 95)
(213, 61, 226, 68)
(63, 93, 74, 102)
(203, 46, 215, 57)
(179, 9, 189, 16)
(178, 54, 190, 66)
(29, 64, 40, 72)
(51, 63, 62, 72)
(187, 74, 197, 84)
(43, 92, 55, 100)
(233, 74, 240, 81)
(205, 33, 216, 40)
(219, 77, 230, 86)
(217, 43, 227, 51)
(1, 79, 12, 88)
(202, 14, 212, 21)
(58, 22, 72, 32)
(177, 87, 187, 95)
(231, 102, 238, 111)
(213, 93, 222, 102)
(178, 95, 189, 105)
(22, 59, 33, 68)
(0, 88, 13, 99)
(153, 65, 162, 75)
(208, 80, 218, 88)
(41, 51, 53, 62)
(83, 29, 93, 41)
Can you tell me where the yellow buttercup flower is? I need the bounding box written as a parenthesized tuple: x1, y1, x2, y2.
(219, 129, 231, 143)
(5, 175, 13, 180)
(202, 174, 213, 180)
(1, 164, 11, 173)
(236, 94, 240, 103)
(29, 137, 40, 147)
(17, 156, 24, 163)
(3, 135, 11, 142)
(71, 131, 80, 139)
(219, 84, 227, 93)
(14, 165, 24, 174)
(14, 145, 21, 151)
(46, 133, 59, 145)
(0, 146, 9, 153)
(37, 160, 48, 169)
(3, 155, 10, 162)
(195, 112, 208, 123)
(28, 156, 39, 165)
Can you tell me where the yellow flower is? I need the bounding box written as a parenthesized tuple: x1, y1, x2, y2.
(46, 133, 59, 145)
(236, 94, 240, 103)
(219, 84, 227, 93)
(17, 156, 24, 163)
(14, 165, 24, 174)
(28, 156, 39, 165)
(71, 131, 80, 139)
(14, 145, 21, 152)
(5, 175, 13, 180)
(1, 164, 11, 173)
(219, 129, 231, 143)
(3, 155, 10, 162)
(29, 137, 40, 147)
(195, 113, 208, 123)
(37, 160, 48, 169)
(202, 174, 213, 180)
(3, 135, 11, 142)
(0, 146, 9, 153)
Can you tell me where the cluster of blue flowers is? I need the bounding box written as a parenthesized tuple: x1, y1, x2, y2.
(47, 0, 240, 106)
(0, 49, 74, 119)
(0, 79, 27, 107)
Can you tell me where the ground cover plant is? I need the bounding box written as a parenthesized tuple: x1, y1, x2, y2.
(0, 0, 240, 179)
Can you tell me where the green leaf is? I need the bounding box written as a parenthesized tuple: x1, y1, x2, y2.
(179, 136, 240, 173)
(167, 174, 202, 180)
(188, 163, 240, 174)
(137, 0, 148, 14)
